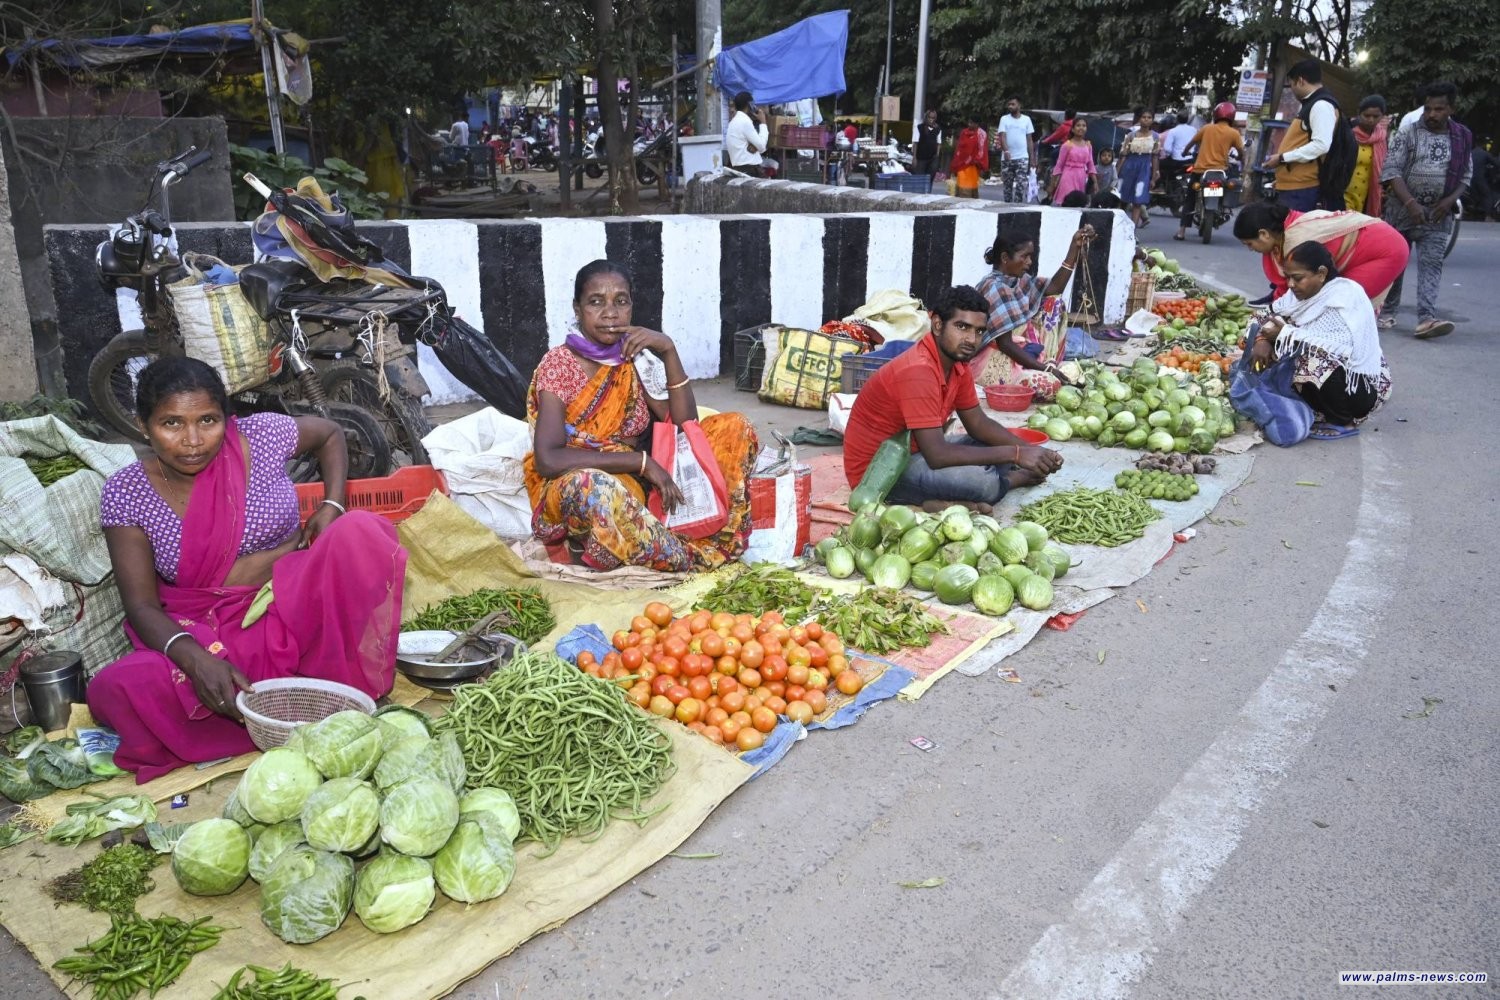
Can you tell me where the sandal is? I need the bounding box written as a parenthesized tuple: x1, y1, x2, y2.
(1172, 232, 1186, 241)
(1376, 314, 1397, 330)
(1308, 422, 1359, 440)
(1414, 320, 1454, 340)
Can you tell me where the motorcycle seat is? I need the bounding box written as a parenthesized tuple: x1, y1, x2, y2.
(239, 259, 313, 320)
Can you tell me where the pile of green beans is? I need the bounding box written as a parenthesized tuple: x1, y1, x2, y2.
(433, 651, 675, 854)
(47, 843, 161, 915)
(812, 588, 950, 655)
(25, 454, 88, 487)
(1018, 487, 1163, 548)
(54, 913, 222, 1000)
(406, 587, 556, 645)
(212, 964, 347, 1000)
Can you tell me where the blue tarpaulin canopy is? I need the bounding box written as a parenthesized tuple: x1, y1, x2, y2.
(715, 10, 849, 103)
(4, 21, 301, 71)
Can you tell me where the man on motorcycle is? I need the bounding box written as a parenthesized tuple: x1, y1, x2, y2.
(1175, 102, 1245, 241)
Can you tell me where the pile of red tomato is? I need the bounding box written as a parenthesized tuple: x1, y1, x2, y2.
(575, 602, 865, 753)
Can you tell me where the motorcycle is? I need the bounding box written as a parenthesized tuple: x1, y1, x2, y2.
(523, 136, 557, 172)
(88, 148, 436, 478)
(1181, 168, 1242, 244)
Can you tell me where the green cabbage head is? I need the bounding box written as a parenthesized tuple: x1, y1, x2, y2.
(260, 846, 354, 944)
(240, 748, 323, 824)
(300, 777, 381, 853)
(458, 787, 521, 844)
(249, 821, 305, 883)
(300, 710, 383, 780)
(171, 818, 251, 896)
(379, 778, 459, 857)
(354, 851, 435, 933)
(433, 811, 518, 904)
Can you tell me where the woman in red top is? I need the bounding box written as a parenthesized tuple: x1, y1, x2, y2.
(949, 116, 990, 198)
(1233, 202, 1410, 319)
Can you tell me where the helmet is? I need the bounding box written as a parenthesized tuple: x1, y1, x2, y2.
(1213, 101, 1237, 122)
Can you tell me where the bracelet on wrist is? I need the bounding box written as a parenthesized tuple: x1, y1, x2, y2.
(162, 631, 191, 656)
(319, 499, 346, 515)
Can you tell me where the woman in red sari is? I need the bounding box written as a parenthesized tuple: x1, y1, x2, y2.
(88, 358, 406, 781)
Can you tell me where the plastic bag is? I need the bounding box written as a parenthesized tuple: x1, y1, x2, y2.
(419, 408, 533, 538)
(426, 314, 526, 419)
(1228, 348, 1314, 447)
(646, 420, 729, 539)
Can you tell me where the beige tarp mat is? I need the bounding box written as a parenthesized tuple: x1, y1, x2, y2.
(2, 716, 752, 999)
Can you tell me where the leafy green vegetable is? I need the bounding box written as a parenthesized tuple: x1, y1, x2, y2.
(27, 739, 109, 791)
(239, 748, 323, 824)
(249, 821, 305, 884)
(45, 795, 157, 846)
(300, 778, 381, 853)
(458, 788, 521, 843)
(379, 778, 459, 857)
(373, 732, 466, 795)
(300, 711, 383, 780)
(811, 588, 950, 654)
(0, 756, 46, 802)
(171, 819, 251, 896)
(4, 725, 44, 757)
(259, 846, 354, 944)
(47, 843, 160, 913)
(432, 811, 517, 904)
(698, 563, 828, 623)
(354, 851, 435, 933)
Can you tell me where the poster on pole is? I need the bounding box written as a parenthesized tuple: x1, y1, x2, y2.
(1235, 69, 1268, 111)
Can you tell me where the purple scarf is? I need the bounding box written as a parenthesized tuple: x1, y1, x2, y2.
(1444, 121, 1474, 198)
(566, 332, 624, 366)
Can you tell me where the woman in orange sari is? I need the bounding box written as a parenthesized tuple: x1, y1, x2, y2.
(523, 260, 758, 571)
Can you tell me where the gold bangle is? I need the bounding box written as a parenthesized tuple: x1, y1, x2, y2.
(640, 451, 648, 475)
(667, 377, 690, 390)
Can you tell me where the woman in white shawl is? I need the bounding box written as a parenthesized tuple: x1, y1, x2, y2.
(1249, 241, 1392, 440)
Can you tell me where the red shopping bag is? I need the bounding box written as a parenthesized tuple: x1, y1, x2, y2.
(646, 419, 730, 539)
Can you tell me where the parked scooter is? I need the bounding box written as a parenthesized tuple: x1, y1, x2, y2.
(88, 148, 433, 477)
(1181, 168, 1242, 244)
(523, 136, 557, 171)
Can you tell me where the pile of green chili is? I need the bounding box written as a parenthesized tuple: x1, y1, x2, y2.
(698, 564, 827, 622)
(25, 454, 88, 487)
(1018, 487, 1163, 547)
(212, 964, 346, 1000)
(433, 651, 675, 854)
(406, 586, 556, 645)
(811, 588, 950, 655)
(46, 843, 161, 915)
(54, 913, 222, 1000)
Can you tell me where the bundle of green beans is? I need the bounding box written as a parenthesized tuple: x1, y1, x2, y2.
(212, 964, 346, 1000)
(1018, 487, 1162, 548)
(25, 454, 88, 487)
(433, 651, 675, 854)
(46, 843, 161, 915)
(811, 588, 950, 655)
(54, 913, 222, 1000)
(406, 586, 556, 645)
(698, 564, 827, 622)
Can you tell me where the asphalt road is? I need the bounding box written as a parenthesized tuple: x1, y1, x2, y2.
(3, 217, 1494, 1000)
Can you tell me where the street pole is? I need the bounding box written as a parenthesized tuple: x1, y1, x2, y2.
(672, 33, 681, 193)
(251, 0, 286, 155)
(913, 0, 931, 123)
(695, 0, 723, 137)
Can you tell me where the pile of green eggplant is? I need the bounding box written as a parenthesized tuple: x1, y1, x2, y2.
(811, 503, 1070, 617)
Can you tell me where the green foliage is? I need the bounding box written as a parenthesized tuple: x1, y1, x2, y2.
(229, 144, 389, 221)
(1360, 0, 1499, 138)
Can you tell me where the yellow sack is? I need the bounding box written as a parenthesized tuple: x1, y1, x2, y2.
(170, 254, 275, 394)
(758, 325, 865, 410)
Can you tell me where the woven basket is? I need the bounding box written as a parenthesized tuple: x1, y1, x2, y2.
(236, 678, 377, 751)
(1127, 271, 1157, 315)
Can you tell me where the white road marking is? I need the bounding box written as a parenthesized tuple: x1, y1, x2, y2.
(996, 437, 1408, 1000)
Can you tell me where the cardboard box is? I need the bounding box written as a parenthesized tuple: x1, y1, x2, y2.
(767, 115, 799, 147)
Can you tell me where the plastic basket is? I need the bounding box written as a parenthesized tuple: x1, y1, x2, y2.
(779, 125, 830, 149)
(872, 173, 933, 194)
(296, 465, 448, 525)
(236, 678, 377, 750)
(839, 340, 915, 393)
(984, 384, 1035, 411)
(733, 325, 771, 392)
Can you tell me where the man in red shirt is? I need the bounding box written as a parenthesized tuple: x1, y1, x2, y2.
(843, 286, 1063, 506)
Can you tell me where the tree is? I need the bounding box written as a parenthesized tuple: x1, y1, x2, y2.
(1360, 0, 1499, 138)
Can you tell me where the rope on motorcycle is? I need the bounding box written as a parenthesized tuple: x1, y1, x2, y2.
(358, 311, 394, 402)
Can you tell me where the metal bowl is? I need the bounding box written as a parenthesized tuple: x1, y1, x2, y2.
(396, 630, 500, 683)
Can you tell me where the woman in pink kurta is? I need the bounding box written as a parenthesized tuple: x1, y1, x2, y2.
(1049, 117, 1096, 205)
(88, 357, 406, 782)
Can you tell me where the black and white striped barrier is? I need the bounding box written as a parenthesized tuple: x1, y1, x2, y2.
(44, 208, 1132, 405)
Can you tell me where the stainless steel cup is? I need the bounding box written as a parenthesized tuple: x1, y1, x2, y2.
(18, 651, 84, 732)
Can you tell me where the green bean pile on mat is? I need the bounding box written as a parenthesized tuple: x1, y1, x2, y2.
(212, 963, 349, 1000)
(433, 651, 676, 854)
(46, 843, 161, 915)
(24, 454, 88, 487)
(54, 913, 222, 1000)
(811, 588, 951, 655)
(1018, 487, 1163, 547)
(406, 587, 556, 645)
(699, 564, 828, 623)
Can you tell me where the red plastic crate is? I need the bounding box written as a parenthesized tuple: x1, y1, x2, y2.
(778, 124, 830, 149)
(296, 465, 448, 525)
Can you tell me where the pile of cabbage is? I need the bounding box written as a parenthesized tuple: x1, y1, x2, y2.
(169, 706, 522, 944)
(814, 504, 1066, 616)
(1027, 357, 1236, 454)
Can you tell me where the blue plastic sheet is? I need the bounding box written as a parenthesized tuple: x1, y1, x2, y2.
(554, 624, 612, 666)
(716, 11, 849, 104)
(808, 662, 915, 731)
(740, 720, 803, 778)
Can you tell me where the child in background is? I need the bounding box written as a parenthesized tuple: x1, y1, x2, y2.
(1095, 148, 1118, 196)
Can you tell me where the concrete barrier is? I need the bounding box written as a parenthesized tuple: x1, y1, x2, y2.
(44, 206, 1133, 406)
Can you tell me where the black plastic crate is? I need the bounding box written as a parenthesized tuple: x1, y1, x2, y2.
(872, 172, 934, 194)
(733, 325, 771, 392)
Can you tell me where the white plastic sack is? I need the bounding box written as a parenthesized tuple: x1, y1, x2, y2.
(844, 289, 931, 342)
(0, 554, 68, 632)
(1025, 168, 1040, 204)
(419, 408, 534, 539)
(827, 393, 856, 435)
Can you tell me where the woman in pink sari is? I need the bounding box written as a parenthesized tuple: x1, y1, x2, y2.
(88, 358, 407, 782)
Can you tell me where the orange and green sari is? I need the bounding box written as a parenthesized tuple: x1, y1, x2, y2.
(523, 348, 758, 572)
